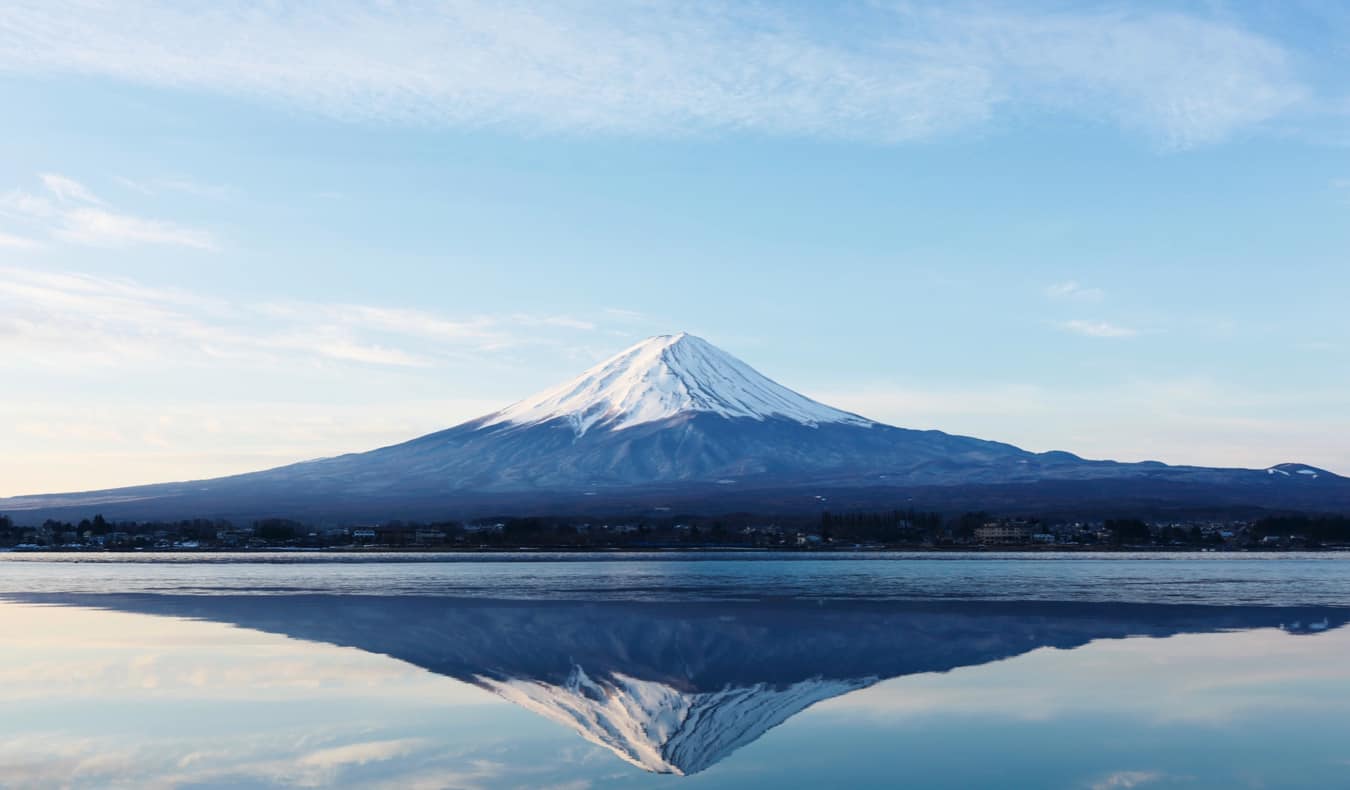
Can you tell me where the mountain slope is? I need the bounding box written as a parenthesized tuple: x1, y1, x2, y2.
(2, 333, 1347, 521)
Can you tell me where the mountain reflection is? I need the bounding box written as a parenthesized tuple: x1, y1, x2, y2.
(13, 594, 1346, 776)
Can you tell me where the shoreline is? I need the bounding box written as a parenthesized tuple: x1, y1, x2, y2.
(3, 545, 1348, 555)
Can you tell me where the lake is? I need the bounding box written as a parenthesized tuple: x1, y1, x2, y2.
(2, 552, 1348, 788)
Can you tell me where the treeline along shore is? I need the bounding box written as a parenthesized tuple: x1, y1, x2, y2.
(3, 511, 1350, 552)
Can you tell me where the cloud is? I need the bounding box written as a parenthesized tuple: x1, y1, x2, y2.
(0, 265, 625, 493)
(0, 265, 600, 371)
(273, 334, 435, 368)
(295, 738, 425, 771)
(1059, 319, 1138, 338)
(0, 189, 57, 220)
(1, 173, 217, 250)
(1047, 281, 1104, 302)
(256, 302, 504, 358)
(38, 173, 102, 205)
(0, 230, 40, 249)
(942, 8, 1306, 148)
(56, 207, 218, 250)
(115, 176, 233, 200)
(0, 2, 1308, 147)
(513, 314, 597, 331)
(1089, 770, 1164, 790)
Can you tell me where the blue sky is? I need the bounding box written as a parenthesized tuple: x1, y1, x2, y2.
(2, 1, 1348, 494)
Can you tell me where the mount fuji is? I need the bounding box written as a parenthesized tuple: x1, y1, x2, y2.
(3, 332, 1347, 521)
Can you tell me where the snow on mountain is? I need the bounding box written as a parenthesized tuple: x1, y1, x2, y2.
(477, 665, 873, 775)
(1267, 463, 1328, 480)
(482, 332, 873, 436)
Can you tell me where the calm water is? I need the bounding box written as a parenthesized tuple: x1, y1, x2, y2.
(6, 550, 1350, 605)
(3, 552, 1349, 788)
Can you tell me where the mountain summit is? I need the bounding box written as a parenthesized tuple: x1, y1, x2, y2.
(2, 333, 1346, 520)
(483, 332, 871, 436)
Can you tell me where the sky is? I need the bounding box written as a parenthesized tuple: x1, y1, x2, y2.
(1, 0, 1348, 495)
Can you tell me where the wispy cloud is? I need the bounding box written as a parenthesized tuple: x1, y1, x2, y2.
(115, 176, 233, 200)
(0, 2, 1308, 147)
(39, 172, 102, 205)
(0, 189, 57, 221)
(0, 266, 600, 371)
(513, 314, 597, 331)
(1047, 281, 1104, 302)
(0, 230, 40, 249)
(56, 207, 217, 250)
(601, 308, 646, 322)
(1059, 319, 1138, 338)
(294, 738, 426, 773)
(1, 173, 217, 250)
(1089, 770, 1164, 790)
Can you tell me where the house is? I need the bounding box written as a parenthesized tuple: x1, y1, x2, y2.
(414, 528, 447, 545)
(975, 523, 1033, 545)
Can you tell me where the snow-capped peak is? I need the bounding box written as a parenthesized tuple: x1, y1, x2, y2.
(482, 333, 872, 436)
(475, 666, 874, 775)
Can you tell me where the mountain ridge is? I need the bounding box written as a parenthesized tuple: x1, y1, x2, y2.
(2, 333, 1347, 521)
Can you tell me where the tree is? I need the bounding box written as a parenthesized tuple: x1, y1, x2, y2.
(1106, 519, 1151, 545)
(956, 512, 988, 541)
(253, 518, 302, 542)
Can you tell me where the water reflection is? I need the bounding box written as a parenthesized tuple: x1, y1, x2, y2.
(11, 593, 1346, 778)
